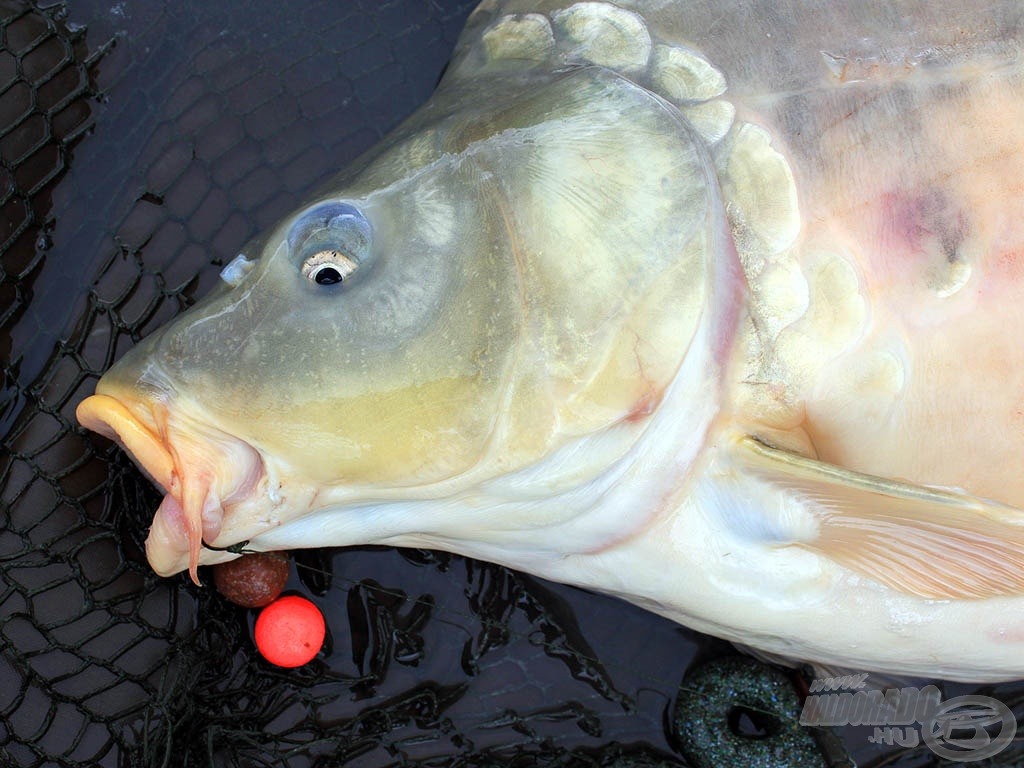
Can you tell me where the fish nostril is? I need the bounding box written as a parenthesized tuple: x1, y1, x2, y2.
(219, 253, 256, 287)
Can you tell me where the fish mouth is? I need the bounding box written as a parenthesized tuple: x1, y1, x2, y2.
(77, 392, 265, 584)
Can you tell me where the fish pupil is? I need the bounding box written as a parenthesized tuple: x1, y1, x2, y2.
(314, 266, 344, 285)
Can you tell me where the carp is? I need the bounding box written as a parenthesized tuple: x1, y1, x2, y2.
(78, 0, 1024, 681)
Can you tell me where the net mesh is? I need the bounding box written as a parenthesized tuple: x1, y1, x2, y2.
(1, 1, 1023, 767)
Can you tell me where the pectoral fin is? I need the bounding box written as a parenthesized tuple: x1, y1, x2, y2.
(726, 436, 1024, 599)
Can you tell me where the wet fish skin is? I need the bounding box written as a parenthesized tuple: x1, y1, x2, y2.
(77, 1, 1024, 681)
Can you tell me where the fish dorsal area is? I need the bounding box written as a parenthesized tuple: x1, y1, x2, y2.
(464, 2, 737, 144)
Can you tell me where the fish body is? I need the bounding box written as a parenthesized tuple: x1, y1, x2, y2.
(77, 0, 1024, 681)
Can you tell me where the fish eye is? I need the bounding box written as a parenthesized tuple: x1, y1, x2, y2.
(287, 201, 372, 290)
(302, 249, 359, 285)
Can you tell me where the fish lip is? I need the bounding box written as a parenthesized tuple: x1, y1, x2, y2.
(76, 390, 266, 582)
(77, 393, 176, 491)
(144, 449, 266, 579)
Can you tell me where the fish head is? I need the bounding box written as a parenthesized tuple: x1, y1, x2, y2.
(77, 66, 740, 582)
